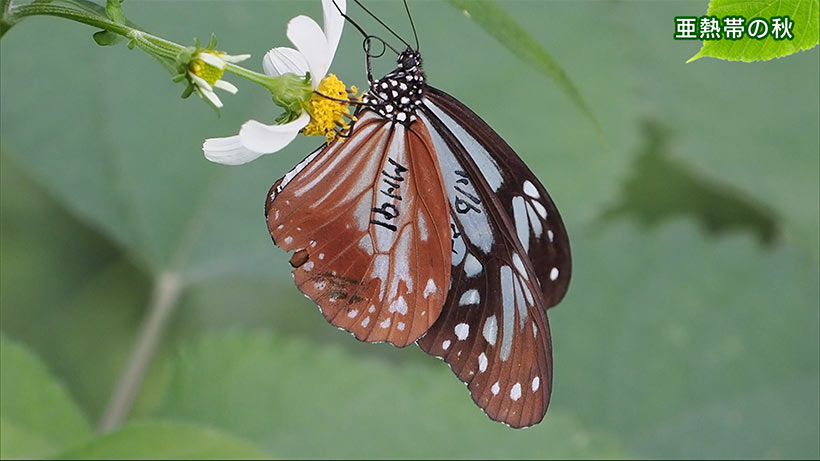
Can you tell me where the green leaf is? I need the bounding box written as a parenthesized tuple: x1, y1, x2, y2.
(551, 220, 819, 458)
(446, 0, 600, 134)
(0, 154, 163, 422)
(157, 332, 626, 459)
(0, 335, 93, 459)
(0, 418, 59, 459)
(688, 0, 819, 62)
(56, 421, 270, 460)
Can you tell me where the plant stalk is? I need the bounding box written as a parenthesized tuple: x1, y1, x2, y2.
(98, 271, 183, 433)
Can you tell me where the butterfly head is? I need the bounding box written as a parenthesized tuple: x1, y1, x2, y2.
(362, 48, 425, 126)
(397, 48, 422, 72)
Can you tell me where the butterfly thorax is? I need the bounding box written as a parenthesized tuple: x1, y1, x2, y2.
(361, 49, 425, 125)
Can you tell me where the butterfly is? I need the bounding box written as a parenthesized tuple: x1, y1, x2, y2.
(264, 3, 571, 428)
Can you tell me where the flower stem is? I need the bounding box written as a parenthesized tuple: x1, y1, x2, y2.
(2, 2, 292, 91)
(9, 3, 132, 37)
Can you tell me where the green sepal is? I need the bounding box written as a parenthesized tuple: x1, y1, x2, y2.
(270, 73, 313, 117)
(175, 46, 196, 68)
(126, 38, 136, 49)
(180, 84, 194, 99)
(172, 72, 187, 83)
(275, 108, 303, 125)
(206, 33, 217, 50)
(92, 30, 121, 46)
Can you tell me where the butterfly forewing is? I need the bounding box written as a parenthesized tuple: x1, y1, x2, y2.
(423, 88, 571, 307)
(415, 107, 553, 427)
(266, 112, 452, 347)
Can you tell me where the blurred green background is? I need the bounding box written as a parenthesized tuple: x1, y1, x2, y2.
(1, 0, 818, 459)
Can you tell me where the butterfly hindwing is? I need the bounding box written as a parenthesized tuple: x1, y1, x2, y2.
(266, 113, 452, 347)
(423, 88, 571, 307)
(418, 213, 553, 428)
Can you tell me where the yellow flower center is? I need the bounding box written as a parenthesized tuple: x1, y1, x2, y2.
(190, 52, 225, 86)
(302, 74, 357, 142)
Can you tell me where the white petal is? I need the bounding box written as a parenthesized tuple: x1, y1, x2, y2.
(199, 87, 223, 108)
(321, 0, 346, 62)
(287, 15, 330, 89)
(221, 53, 251, 64)
(203, 135, 265, 166)
(189, 72, 213, 92)
(213, 79, 238, 94)
(238, 111, 310, 154)
(197, 52, 226, 69)
(263, 47, 310, 77)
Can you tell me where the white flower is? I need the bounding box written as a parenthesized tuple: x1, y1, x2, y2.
(204, 0, 346, 166)
(189, 51, 250, 108)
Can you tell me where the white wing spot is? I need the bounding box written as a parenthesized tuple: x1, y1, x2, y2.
(458, 289, 480, 306)
(380, 318, 391, 329)
(423, 278, 437, 299)
(510, 382, 522, 401)
(353, 194, 372, 231)
(454, 323, 470, 340)
(417, 211, 429, 241)
(442, 339, 451, 350)
(532, 376, 540, 392)
(361, 317, 370, 327)
(347, 309, 359, 319)
(302, 261, 314, 272)
(550, 267, 559, 281)
(464, 253, 483, 277)
(547, 229, 555, 242)
(500, 266, 515, 360)
(368, 305, 376, 313)
(478, 352, 488, 372)
(358, 235, 374, 254)
(314, 280, 327, 290)
(284, 236, 293, 245)
(389, 296, 408, 315)
(532, 200, 548, 219)
(512, 196, 530, 251)
(397, 321, 406, 331)
(512, 253, 528, 280)
(309, 240, 317, 247)
(491, 382, 500, 395)
(523, 180, 539, 198)
(533, 322, 538, 339)
(483, 315, 498, 346)
(318, 253, 325, 260)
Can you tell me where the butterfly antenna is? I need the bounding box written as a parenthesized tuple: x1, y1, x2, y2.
(332, 0, 369, 40)
(403, 0, 419, 51)
(351, 0, 412, 50)
(331, 0, 400, 56)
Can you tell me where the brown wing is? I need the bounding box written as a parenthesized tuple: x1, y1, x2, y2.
(266, 113, 451, 347)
